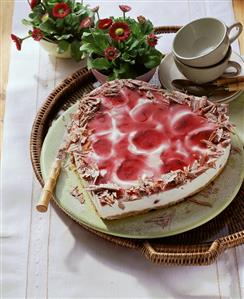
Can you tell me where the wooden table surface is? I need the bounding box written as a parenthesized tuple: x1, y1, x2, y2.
(1, 0, 244, 154)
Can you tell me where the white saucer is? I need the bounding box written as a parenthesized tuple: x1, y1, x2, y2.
(158, 51, 244, 103)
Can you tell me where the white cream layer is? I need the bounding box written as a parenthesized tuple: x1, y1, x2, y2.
(90, 145, 230, 219)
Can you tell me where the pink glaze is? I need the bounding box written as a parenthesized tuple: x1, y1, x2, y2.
(87, 87, 217, 184)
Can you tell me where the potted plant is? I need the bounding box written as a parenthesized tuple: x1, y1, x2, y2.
(80, 5, 163, 82)
(11, 0, 95, 60)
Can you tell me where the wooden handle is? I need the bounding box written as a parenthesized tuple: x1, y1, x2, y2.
(226, 81, 244, 91)
(36, 159, 62, 212)
(214, 76, 244, 86)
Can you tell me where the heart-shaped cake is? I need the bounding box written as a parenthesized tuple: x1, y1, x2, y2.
(64, 80, 232, 219)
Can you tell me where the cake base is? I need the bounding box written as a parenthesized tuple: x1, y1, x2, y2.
(91, 145, 230, 219)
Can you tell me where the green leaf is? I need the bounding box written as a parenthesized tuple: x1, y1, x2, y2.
(87, 57, 112, 70)
(66, 0, 75, 9)
(128, 19, 142, 37)
(118, 63, 137, 77)
(31, 15, 42, 27)
(82, 31, 92, 38)
(139, 20, 154, 35)
(144, 55, 162, 69)
(128, 39, 140, 51)
(32, 4, 45, 16)
(64, 14, 74, 26)
(81, 30, 110, 53)
(87, 58, 93, 69)
(54, 33, 73, 40)
(108, 62, 137, 80)
(80, 42, 103, 56)
(108, 73, 117, 81)
(39, 19, 56, 34)
(71, 40, 82, 61)
(22, 19, 33, 26)
(29, 13, 35, 19)
(121, 53, 135, 64)
(57, 40, 70, 54)
(55, 18, 64, 29)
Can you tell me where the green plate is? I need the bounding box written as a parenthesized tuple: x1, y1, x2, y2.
(41, 103, 244, 239)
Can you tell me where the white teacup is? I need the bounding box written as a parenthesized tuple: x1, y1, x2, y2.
(174, 47, 241, 84)
(173, 17, 243, 67)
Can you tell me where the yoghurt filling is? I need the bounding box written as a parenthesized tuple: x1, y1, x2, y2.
(64, 79, 232, 219)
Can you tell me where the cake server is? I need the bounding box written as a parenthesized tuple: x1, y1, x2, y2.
(171, 79, 244, 97)
(36, 152, 64, 212)
(213, 75, 244, 86)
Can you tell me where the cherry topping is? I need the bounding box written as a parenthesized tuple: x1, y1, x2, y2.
(172, 113, 207, 135)
(133, 129, 166, 150)
(125, 88, 142, 109)
(161, 158, 188, 173)
(132, 103, 155, 122)
(92, 138, 112, 156)
(188, 129, 213, 148)
(86, 86, 218, 185)
(116, 112, 136, 133)
(96, 159, 115, 183)
(103, 94, 128, 108)
(153, 105, 168, 122)
(88, 112, 112, 132)
(160, 151, 189, 173)
(114, 136, 130, 157)
(117, 158, 144, 181)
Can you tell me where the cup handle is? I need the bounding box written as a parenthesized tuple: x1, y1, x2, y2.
(221, 61, 241, 78)
(227, 22, 243, 43)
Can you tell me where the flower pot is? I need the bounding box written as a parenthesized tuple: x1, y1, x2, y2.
(91, 67, 157, 84)
(40, 39, 72, 59)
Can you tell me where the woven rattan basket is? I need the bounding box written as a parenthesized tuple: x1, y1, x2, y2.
(30, 26, 244, 266)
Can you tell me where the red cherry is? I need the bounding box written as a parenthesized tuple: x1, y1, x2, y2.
(188, 129, 213, 148)
(161, 158, 188, 173)
(132, 103, 154, 122)
(117, 158, 143, 181)
(88, 112, 112, 132)
(160, 150, 189, 173)
(133, 129, 165, 150)
(114, 137, 130, 157)
(92, 138, 112, 156)
(103, 94, 128, 108)
(116, 113, 136, 133)
(172, 113, 207, 135)
(153, 106, 168, 122)
(126, 88, 142, 109)
(96, 159, 115, 183)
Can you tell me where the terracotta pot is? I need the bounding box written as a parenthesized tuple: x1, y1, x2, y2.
(40, 39, 72, 59)
(91, 67, 157, 84)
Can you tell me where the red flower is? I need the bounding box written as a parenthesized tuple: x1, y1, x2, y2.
(29, 0, 39, 9)
(104, 47, 120, 61)
(119, 5, 131, 12)
(98, 18, 113, 30)
(11, 34, 22, 51)
(52, 2, 71, 19)
(109, 22, 131, 42)
(147, 33, 158, 47)
(32, 28, 43, 41)
(80, 17, 92, 29)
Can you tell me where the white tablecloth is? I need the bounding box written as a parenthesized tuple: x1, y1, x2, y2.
(2, 1, 244, 298)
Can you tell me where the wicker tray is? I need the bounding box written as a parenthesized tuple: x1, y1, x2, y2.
(30, 26, 244, 266)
